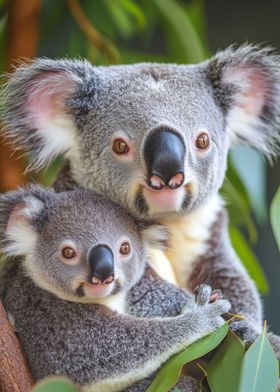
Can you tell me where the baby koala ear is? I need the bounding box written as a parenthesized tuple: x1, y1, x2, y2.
(0, 185, 47, 257)
(141, 222, 170, 250)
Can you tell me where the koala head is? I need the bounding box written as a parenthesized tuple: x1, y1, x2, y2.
(1, 45, 280, 218)
(0, 186, 165, 302)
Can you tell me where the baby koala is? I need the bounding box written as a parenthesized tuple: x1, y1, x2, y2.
(0, 185, 230, 392)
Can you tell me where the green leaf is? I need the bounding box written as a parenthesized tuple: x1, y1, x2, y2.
(104, 0, 136, 38)
(118, 0, 147, 29)
(146, 323, 228, 392)
(33, 376, 80, 392)
(152, 0, 205, 63)
(229, 226, 269, 294)
(230, 147, 267, 225)
(238, 323, 279, 392)
(207, 329, 246, 392)
(184, 0, 208, 48)
(222, 160, 257, 244)
(270, 186, 280, 252)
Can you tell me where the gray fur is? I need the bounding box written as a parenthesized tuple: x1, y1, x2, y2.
(1, 186, 229, 391)
(1, 44, 280, 355)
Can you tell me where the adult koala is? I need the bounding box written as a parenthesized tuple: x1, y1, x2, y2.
(1, 44, 280, 353)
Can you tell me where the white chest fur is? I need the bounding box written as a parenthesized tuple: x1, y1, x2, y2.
(147, 196, 223, 287)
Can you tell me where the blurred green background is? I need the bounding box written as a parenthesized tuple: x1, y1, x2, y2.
(0, 0, 279, 332)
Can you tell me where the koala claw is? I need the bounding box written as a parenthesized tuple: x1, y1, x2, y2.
(194, 284, 223, 306)
(194, 284, 213, 306)
(207, 299, 231, 318)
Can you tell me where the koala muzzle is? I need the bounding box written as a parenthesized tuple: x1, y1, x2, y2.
(88, 245, 114, 285)
(144, 129, 185, 190)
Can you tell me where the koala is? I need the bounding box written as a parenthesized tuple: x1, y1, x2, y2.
(1, 44, 280, 354)
(0, 185, 230, 392)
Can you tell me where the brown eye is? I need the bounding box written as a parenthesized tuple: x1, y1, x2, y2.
(120, 242, 131, 255)
(196, 133, 210, 149)
(62, 247, 76, 259)
(113, 139, 129, 155)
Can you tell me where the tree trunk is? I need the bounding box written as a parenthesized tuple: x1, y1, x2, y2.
(0, 300, 34, 392)
(0, 0, 41, 192)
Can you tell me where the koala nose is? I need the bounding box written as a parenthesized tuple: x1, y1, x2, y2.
(144, 129, 185, 190)
(88, 245, 114, 285)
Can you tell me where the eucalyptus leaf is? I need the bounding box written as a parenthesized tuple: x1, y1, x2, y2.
(118, 0, 147, 28)
(104, 0, 136, 38)
(230, 147, 267, 225)
(146, 323, 228, 392)
(229, 226, 269, 294)
(33, 376, 80, 392)
(152, 0, 205, 63)
(222, 176, 257, 244)
(270, 186, 280, 252)
(207, 329, 246, 392)
(238, 324, 279, 392)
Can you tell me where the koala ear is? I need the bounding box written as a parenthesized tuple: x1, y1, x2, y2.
(1, 58, 94, 169)
(141, 223, 170, 250)
(0, 186, 47, 256)
(207, 44, 280, 156)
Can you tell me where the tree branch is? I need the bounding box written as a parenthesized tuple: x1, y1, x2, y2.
(0, 0, 41, 191)
(67, 0, 120, 64)
(0, 300, 34, 392)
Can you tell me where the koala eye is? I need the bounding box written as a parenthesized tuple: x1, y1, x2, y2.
(112, 138, 129, 155)
(196, 132, 210, 149)
(119, 242, 131, 255)
(61, 247, 76, 259)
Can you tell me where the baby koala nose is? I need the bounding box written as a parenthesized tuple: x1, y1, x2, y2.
(89, 245, 115, 285)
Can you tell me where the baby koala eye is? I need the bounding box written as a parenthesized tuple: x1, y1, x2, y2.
(119, 242, 131, 255)
(112, 138, 129, 155)
(62, 247, 76, 259)
(196, 132, 210, 149)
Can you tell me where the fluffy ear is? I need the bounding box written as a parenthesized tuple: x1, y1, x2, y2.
(0, 58, 94, 169)
(0, 185, 49, 257)
(141, 223, 170, 250)
(206, 44, 280, 156)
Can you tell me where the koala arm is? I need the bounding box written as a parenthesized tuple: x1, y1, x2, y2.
(188, 209, 263, 336)
(127, 266, 194, 317)
(3, 273, 229, 389)
(91, 295, 228, 390)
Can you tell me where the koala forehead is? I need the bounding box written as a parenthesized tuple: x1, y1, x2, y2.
(71, 63, 224, 140)
(38, 191, 140, 246)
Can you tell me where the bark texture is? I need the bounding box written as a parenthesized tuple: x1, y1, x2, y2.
(0, 300, 34, 392)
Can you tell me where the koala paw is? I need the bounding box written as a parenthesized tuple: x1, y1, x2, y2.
(230, 319, 260, 344)
(183, 285, 231, 335)
(194, 284, 223, 306)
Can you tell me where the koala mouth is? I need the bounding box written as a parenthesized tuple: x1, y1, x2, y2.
(136, 183, 192, 216)
(75, 279, 121, 299)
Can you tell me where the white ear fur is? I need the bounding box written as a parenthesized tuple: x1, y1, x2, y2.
(142, 224, 169, 250)
(4, 196, 43, 256)
(223, 65, 272, 152)
(24, 72, 78, 169)
(208, 45, 280, 156)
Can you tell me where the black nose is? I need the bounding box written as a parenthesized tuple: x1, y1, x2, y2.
(144, 129, 185, 190)
(88, 245, 114, 284)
